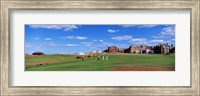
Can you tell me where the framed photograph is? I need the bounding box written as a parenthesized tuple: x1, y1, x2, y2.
(1, 0, 199, 95)
(25, 24, 175, 71)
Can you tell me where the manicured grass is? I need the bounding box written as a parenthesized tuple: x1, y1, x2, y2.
(25, 54, 175, 71)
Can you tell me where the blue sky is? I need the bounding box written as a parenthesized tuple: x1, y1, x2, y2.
(25, 24, 175, 54)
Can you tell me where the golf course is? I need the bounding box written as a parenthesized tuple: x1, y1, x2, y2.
(25, 54, 175, 71)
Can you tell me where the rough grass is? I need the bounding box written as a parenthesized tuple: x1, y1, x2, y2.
(25, 54, 175, 71)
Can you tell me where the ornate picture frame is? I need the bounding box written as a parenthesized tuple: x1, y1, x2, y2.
(1, 0, 199, 95)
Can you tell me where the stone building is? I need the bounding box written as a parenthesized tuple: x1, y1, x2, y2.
(162, 44, 170, 54)
(153, 44, 170, 54)
(104, 43, 173, 54)
(128, 45, 148, 54)
(118, 48, 125, 53)
(108, 46, 118, 53)
(141, 45, 148, 54)
(129, 45, 136, 53)
(92, 50, 102, 54)
(32, 52, 44, 55)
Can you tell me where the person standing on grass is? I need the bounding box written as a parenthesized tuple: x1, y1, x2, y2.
(98, 56, 100, 60)
(82, 56, 84, 61)
(106, 56, 108, 60)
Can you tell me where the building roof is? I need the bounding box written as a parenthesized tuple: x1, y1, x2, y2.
(32, 52, 44, 54)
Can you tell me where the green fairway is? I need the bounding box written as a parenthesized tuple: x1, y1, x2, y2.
(25, 54, 175, 71)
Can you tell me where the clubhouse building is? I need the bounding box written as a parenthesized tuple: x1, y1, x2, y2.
(105, 43, 175, 54)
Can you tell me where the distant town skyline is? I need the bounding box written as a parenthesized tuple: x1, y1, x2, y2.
(25, 24, 175, 54)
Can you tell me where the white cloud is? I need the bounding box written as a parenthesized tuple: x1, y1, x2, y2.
(76, 36, 88, 40)
(29, 25, 79, 31)
(33, 38, 40, 40)
(44, 38, 52, 40)
(35, 42, 58, 47)
(42, 42, 79, 47)
(171, 38, 175, 42)
(49, 44, 55, 46)
(120, 25, 158, 28)
(129, 38, 167, 45)
(60, 36, 88, 40)
(152, 26, 175, 38)
(26, 42, 42, 48)
(25, 45, 41, 48)
(25, 42, 41, 48)
(85, 45, 92, 47)
(160, 26, 175, 37)
(129, 38, 147, 45)
(138, 25, 158, 28)
(26, 41, 80, 48)
(65, 44, 79, 47)
(95, 41, 113, 48)
(107, 29, 119, 33)
(130, 38, 146, 42)
(166, 38, 175, 44)
(99, 40, 104, 42)
(81, 42, 93, 46)
(111, 35, 133, 41)
(149, 40, 164, 43)
(120, 25, 137, 28)
(81, 42, 92, 45)
(60, 36, 74, 39)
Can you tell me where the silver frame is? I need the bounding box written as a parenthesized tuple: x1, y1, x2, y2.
(1, 0, 199, 95)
